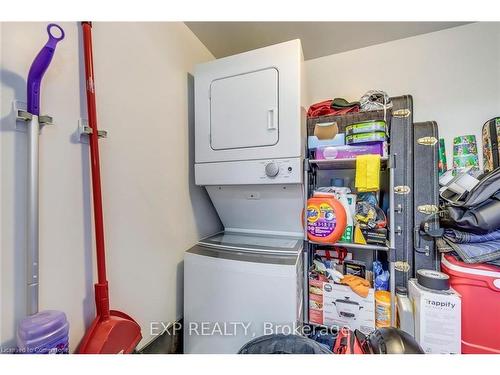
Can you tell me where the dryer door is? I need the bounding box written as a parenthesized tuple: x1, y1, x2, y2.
(210, 68, 279, 150)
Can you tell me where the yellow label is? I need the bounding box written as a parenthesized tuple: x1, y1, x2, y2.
(307, 204, 320, 223)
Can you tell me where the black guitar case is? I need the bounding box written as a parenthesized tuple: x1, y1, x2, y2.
(389, 95, 414, 287)
(413, 121, 440, 272)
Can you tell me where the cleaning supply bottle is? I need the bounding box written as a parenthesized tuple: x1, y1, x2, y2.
(375, 290, 392, 328)
(306, 192, 347, 244)
(396, 286, 415, 337)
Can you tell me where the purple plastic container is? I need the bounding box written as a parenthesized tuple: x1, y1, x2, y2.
(315, 141, 387, 160)
(17, 310, 69, 354)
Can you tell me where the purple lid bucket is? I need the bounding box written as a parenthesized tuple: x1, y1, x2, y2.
(17, 310, 69, 354)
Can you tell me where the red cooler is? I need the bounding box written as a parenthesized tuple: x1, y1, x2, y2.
(441, 254, 500, 354)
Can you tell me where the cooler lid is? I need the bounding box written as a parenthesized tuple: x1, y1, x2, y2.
(442, 254, 500, 278)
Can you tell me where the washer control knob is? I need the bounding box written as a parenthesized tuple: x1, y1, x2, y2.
(265, 162, 280, 177)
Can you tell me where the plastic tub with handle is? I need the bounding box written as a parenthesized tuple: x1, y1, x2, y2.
(17, 310, 69, 354)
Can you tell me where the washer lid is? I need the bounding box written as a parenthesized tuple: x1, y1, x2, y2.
(199, 231, 302, 255)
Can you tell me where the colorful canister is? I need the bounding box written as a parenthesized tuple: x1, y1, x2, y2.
(375, 290, 392, 328)
(306, 193, 347, 244)
(453, 135, 479, 174)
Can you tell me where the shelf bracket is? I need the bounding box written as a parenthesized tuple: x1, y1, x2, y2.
(14, 100, 54, 132)
(78, 118, 108, 143)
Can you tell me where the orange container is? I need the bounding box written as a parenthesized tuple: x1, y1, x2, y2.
(375, 290, 391, 328)
(306, 193, 347, 243)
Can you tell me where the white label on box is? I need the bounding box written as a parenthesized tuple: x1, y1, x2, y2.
(409, 279, 461, 354)
(321, 283, 375, 335)
(420, 298, 460, 353)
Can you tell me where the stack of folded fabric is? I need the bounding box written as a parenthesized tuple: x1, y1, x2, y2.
(437, 228, 500, 265)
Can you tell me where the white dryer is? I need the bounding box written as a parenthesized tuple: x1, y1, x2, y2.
(194, 39, 305, 166)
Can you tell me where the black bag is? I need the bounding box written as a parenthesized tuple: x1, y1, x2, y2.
(482, 117, 500, 173)
(413, 121, 440, 271)
(439, 167, 500, 234)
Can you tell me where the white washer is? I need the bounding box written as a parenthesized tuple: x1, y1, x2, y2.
(184, 232, 303, 354)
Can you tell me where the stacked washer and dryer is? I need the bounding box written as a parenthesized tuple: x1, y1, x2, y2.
(184, 40, 307, 353)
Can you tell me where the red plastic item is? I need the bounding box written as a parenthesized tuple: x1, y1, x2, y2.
(307, 99, 359, 118)
(77, 22, 141, 354)
(333, 327, 364, 354)
(441, 254, 500, 354)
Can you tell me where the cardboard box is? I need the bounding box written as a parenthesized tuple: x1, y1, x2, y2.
(408, 279, 461, 354)
(309, 280, 375, 334)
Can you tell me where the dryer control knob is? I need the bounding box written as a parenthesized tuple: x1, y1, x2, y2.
(265, 162, 280, 177)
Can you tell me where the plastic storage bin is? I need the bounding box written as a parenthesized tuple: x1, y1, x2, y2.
(17, 310, 69, 354)
(345, 120, 386, 136)
(314, 142, 387, 160)
(441, 254, 500, 354)
(346, 132, 386, 144)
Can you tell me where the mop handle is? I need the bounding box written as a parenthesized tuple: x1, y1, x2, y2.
(27, 24, 64, 116)
(81, 22, 107, 285)
(26, 116, 40, 316)
(25, 24, 64, 316)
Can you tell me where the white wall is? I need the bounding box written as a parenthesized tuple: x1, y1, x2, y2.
(306, 22, 500, 167)
(1, 22, 222, 352)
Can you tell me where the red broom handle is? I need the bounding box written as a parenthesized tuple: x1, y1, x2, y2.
(82, 22, 107, 286)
